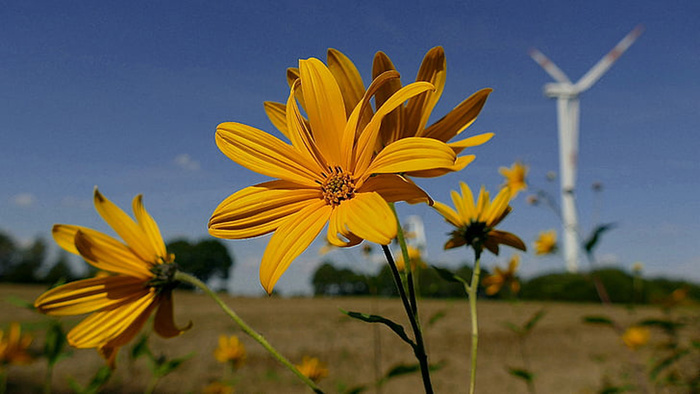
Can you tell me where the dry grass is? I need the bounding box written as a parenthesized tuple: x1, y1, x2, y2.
(1, 284, 697, 393)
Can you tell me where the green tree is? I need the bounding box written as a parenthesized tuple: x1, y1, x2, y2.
(43, 251, 78, 285)
(312, 262, 370, 296)
(4, 237, 46, 283)
(166, 238, 234, 290)
(0, 231, 18, 279)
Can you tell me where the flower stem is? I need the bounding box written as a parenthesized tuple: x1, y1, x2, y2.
(174, 271, 324, 394)
(381, 245, 433, 394)
(466, 247, 482, 394)
(390, 203, 418, 314)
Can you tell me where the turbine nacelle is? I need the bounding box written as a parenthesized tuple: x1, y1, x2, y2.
(543, 83, 579, 99)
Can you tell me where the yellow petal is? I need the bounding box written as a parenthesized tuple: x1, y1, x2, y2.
(407, 46, 446, 138)
(132, 195, 167, 261)
(286, 67, 305, 108)
(450, 189, 468, 222)
(93, 188, 156, 264)
(335, 192, 397, 245)
(423, 88, 492, 142)
(372, 51, 403, 146)
(53, 224, 124, 258)
(286, 79, 329, 169)
(34, 275, 149, 316)
(216, 122, 321, 186)
(459, 182, 477, 221)
(486, 187, 512, 226)
(361, 137, 455, 178)
(327, 208, 363, 247)
(359, 174, 431, 205)
(433, 201, 462, 228)
(260, 200, 332, 294)
(209, 180, 322, 239)
(74, 230, 153, 278)
(153, 292, 191, 338)
(406, 154, 475, 178)
(448, 132, 495, 155)
(263, 101, 290, 139)
(327, 48, 365, 116)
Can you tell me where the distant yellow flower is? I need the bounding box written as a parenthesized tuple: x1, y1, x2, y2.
(34, 188, 190, 367)
(209, 57, 460, 293)
(499, 161, 528, 197)
(214, 335, 246, 369)
(433, 183, 526, 255)
(533, 230, 558, 255)
(631, 262, 644, 274)
(622, 326, 650, 350)
(265, 47, 494, 178)
(395, 246, 426, 272)
(202, 381, 234, 394)
(295, 356, 329, 383)
(482, 255, 521, 296)
(0, 322, 33, 365)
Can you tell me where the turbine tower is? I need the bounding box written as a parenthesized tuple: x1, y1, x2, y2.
(530, 25, 643, 272)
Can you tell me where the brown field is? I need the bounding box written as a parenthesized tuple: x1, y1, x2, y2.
(1, 284, 698, 394)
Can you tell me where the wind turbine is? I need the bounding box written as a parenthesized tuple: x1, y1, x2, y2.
(530, 25, 643, 273)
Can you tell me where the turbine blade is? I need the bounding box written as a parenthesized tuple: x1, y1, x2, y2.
(574, 25, 644, 92)
(529, 48, 571, 84)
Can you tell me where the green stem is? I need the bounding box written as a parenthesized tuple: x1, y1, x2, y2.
(381, 245, 433, 394)
(390, 203, 418, 314)
(174, 271, 324, 394)
(43, 363, 53, 394)
(0, 367, 7, 394)
(144, 376, 159, 394)
(466, 247, 482, 394)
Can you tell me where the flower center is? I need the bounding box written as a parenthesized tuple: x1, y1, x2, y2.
(149, 261, 179, 293)
(319, 167, 356, 206)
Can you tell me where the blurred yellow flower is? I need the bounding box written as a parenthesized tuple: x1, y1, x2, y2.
(622, 326, 650, 350)
(265, 47, 494, 178)
(202, 381, 234, 394)
(482, 255, 521, 296)
(295, 356, 329, 383)
(533, 230, 558, 255)
(0, 322, 33, 365)
(214, 335, 246, 369)
(34, 188, 190, 367)
(395, 246, 426, 272)
(631, 261, 644, 274)
(433, 182, 526, 255)
(499, 161, 528, 198)
(209, 57, 460, 293)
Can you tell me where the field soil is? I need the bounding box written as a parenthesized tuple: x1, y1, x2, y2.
(1, 284, 697, 393)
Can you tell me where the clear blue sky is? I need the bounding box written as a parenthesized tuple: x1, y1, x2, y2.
(2, 1, 698, 295)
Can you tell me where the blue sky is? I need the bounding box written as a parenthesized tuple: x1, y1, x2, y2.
(2, 1, 699, 295)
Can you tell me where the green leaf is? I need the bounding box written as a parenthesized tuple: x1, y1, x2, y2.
(343, 386, 367, 394)
(154, 353, 194, 377)
(427, 310, 447, 328)
(4, 295, 34, 310)
(431, 265, 468, 285)
(386, 363, 421, 378)
(523, 309, 547, 334)
(44, 320, 67, 366)
(342, 310, 416, 348)
(638, 318, 684, 332)
(508, 367, 534, 382)
(650, 349, 690, 380)
(68, 366, 113, 394)
(583, 223, 615, 255)
(502, 322, 522, 335)
(130, 334, 151, 360)
(582, 315, 615, 326)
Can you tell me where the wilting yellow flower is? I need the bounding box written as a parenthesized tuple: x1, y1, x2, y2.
(433, 183, 526, 255)
(482, 255, 521, 296)
(34, 188, 189, 367)
(0, 322, 33, 365)
(265, 47, 494, 178)
(209, 58, 460, 293)
(296, 356, 329, 383)
(499, 161, 528, 197)
(214, 335, 246, 369)
(533, 230, 558, 255)
(202, 381, 234, 394)
(622, 326, 650, 350)
(395, 246, 426, 272)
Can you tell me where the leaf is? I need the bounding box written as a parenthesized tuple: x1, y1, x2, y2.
(502, 322, 522, 335)
(431, 265, 468, 285)
(4, 295, 34, 310)
(582, 315, 615, 326)
(342, 310, 416, 348)
(427, 310, 446, 328)
(523, 309, 547, 334)
(508, 367, 534, 382)
(386, 363, 421, 378)
(343, 386, 367, 394)
(154, 353, 194, 377)
(583, 223, 615, 255)
(650, 349, 691, 380)
(638, 318, 684, 332)
(130, 334, 151, 360)
(44, 320, 67, 366)
(68, 366, 113, 394)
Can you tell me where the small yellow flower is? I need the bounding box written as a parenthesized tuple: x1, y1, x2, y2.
(34, 188, 190, 367)
(482, 255, 521, 296)
(214, 335, 246, 369)
(433, 183, 526, 255)
(395, 246, 426, 272)
(202, 381, 234, 394)
(631, 262, 644, 274)
(296, 356, 329, 383)
(210, 57, 461, 293)
(533, 230, 558, 255)
(0, 322, 33, 365)
(499, 161, 528, 198)
(622, 326, 650, 350)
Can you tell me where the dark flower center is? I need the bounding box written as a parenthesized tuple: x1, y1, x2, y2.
(460, 220, 489, 249)
(149, 261, 179, 293)
(319, 167, 355, 206)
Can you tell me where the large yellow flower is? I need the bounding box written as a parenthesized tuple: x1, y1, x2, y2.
(482, 255, 521, 296)
(264, 47, 494, 178)
(34, 188, 189, 366)
(433, 182, 526, 255)
(0, 322, 33, 366)
(499, 161, 528, 197)
(209, 58, 459, 293)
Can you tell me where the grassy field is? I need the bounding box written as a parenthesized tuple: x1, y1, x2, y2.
(1, 284, 697, 393)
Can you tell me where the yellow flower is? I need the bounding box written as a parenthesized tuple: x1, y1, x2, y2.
(482, 255, 521, 296)
(0, 322, 33, 365)
(34, 188, 190, 367)
(202, 381, 234, 394)
(622, 326, 650, 350)
(499, 161, 528, 198)
(395, 246, 426, 272)
(209, 58, 460, 293)
(265, 47, 494, 178)
(214, 335, 246, 369)
(433, 183, 526, 255)
(533, 230, 557, 255)
(295, 356, 329, 383)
